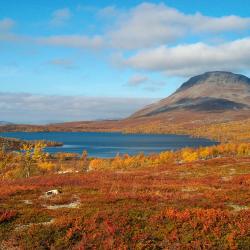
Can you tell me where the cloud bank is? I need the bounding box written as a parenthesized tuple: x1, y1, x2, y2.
(0, 18, 15, 30)
(128, 75, 149, 86)
(37, 35, 104, 49)
(0, 92, 156, 124)
(108, 3, 250, 49)
(124, 37, 250, 77)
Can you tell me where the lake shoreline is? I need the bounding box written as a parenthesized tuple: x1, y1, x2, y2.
(0, 131, 217, 158)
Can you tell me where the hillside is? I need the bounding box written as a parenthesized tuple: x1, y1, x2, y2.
(131, 71, 250, 118)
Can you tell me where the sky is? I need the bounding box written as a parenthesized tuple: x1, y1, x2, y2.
(0, 0, 250, 124)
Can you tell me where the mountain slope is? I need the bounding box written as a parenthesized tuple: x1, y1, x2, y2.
(131, 71, 250, 118)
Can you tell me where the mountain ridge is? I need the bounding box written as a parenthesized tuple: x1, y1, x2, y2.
(131, 71, 250, 118)
(177, 71, 250, 92)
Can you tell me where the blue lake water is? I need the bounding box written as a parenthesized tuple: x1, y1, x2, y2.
(0, 132, 217, 158)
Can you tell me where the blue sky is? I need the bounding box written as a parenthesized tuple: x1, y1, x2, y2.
(0, 0, 250, 123)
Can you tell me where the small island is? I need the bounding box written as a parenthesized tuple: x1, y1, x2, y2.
(0, 137, 63, 151)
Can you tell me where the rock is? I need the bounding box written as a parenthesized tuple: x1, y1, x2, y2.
(45, 189, 61, 196)
(58, 169, 80, 174)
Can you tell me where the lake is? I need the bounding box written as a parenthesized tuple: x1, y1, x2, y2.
(0, 132, 217, 158)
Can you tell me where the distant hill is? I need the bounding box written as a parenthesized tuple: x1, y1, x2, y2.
(0, 121, 13, 126)
(131, 71, 250, 118)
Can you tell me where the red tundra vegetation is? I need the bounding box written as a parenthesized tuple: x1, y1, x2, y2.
(0, 120, 249, 249)
(0, 145, 249, 249)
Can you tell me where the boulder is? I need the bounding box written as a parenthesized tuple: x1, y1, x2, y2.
(46, 189, 61, 196)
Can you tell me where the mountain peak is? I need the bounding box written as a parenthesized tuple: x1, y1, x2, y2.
(131, 71, 250, 118)
(178, 71, 250, 92)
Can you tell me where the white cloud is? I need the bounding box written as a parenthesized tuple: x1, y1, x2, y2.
(0, 92, 156, 124)
(0, 18, 18, 42)
(191, 14, 250, 33)
(37, 35, 104, 49)
(1, 4, 250, 79)
(123, 37, 250, 77)
(127, 74, 166, 92)
(128, 75, 149, 86)
(0, 31, 103, 50)
(2, 3, 250, 53)
(98, 6, 119, 18)
(0, 18, 15, 30)
(50, 8, 71, 26)
(108, 3, 250, 49)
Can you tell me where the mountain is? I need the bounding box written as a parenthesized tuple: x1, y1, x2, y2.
(0, 71, 249, 133)
(131, 71, 250, 118)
